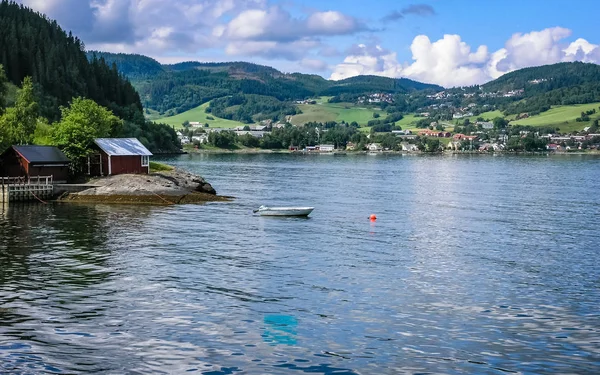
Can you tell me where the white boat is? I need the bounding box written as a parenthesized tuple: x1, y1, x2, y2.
(253, 205, 314, 217)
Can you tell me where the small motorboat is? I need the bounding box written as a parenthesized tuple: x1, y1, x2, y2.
(253, 205, 314, 217)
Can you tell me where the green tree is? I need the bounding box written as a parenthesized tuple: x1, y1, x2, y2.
(425, 138, 441, 152)
(0, 64, 7, 111)
(0, 76, 39, 149)
(493, 117, 508, 129)
(51, 97, 123, 163)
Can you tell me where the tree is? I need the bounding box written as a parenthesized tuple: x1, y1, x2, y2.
(51, 97, 123, 164)
(182, 120, 190, 128)
(493, 117, 508, 129)
(373, 112, 380, 118)
(0, 64, 7, 112)
(0, 76, 39, 149)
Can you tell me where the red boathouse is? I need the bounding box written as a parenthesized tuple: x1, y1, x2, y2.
(88, 138, 152, 176)
(0, 145, 70, 183)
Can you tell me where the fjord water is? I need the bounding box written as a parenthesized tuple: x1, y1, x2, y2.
(1, 154, 599, 374)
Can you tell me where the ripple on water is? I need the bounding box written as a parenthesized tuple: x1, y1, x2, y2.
(1, 154, 600, 374)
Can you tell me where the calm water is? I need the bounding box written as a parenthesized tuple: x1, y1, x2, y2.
(1, 154, 599, 374)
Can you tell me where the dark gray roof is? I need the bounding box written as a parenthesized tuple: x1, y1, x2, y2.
(94, 138, 153, 156)
(12, 145, 70, 164)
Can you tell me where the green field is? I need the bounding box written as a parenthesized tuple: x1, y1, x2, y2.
(511, 103, 600, 131)
(153, 102, 246, 129)
(467, 110, 505, 122)
(291, 98, 379, 126)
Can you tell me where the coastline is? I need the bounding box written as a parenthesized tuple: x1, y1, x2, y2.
(182, 147, 600, 156)
(55, 167, 232, 205)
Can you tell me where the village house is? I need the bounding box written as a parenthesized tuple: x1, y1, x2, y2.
(345, 142, 358, 151)
(368, 143, 383, 152)
(478, 121, 494, 129)
(192, 135, 208, 144)
(88, 138, 152, 177)
(0, 145, 70, 183)
(317, 144, 335, 152)
(189, 122, 203, 128)
(400, 143, 419, 152)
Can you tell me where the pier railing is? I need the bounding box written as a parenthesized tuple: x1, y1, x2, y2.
(0, 176, 54, 203)
(0, 175, 53, 187)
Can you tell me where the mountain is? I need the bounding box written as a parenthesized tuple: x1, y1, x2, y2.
(86, 52, 165, 80)
(89, 52, 443, 116)
(0, 1, 179, 152)
(482, 62, 600, 115)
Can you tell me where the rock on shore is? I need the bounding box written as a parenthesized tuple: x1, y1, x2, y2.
(60, 168, 230, 205)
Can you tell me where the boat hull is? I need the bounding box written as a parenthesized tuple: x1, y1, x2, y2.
(257, 207, 314, 217)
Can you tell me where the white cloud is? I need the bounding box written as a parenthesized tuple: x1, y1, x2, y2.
(219, 6, 365, 42)
(331, 27, 600, 87)
(16, 0, 363, 62)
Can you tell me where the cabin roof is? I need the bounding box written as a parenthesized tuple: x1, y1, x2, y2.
(94, 138, 152, 156)
(11, 145, 70, 164)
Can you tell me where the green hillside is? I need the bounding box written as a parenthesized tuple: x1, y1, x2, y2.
(510, 102, 600, 132)
(291, 100, 379, 126)
(155, 102, 246, 129)
(91, 51, 443, 116)
(0, 0, 179, 152)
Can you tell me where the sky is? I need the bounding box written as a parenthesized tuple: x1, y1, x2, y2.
(15, 0, 600, 87)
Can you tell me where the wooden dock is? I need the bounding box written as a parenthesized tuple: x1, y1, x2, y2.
(0, 176, 54, 203)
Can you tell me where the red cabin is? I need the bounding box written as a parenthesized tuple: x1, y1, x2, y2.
(88, 138, 152, 176)
(0, 145, 70, 183)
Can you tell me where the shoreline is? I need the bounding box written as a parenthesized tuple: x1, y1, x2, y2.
(182, 148, 600, 156)
(55, 167, 232, 206)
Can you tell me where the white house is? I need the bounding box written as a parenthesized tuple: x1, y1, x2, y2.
(189, 122, 203, 128)
(317, 144, 335, 152)
(368, 143, 383, 152)
(400, 143, 418, 152)
(478, 121, 494, 129)
(192, 135, 208, 144)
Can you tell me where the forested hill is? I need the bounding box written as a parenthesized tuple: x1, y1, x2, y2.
(0, 1, 179, 152)
(89, 51, 443, 116)
(482, 62, 600, 115)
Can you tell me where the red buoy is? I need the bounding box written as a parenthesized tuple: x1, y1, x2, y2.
(370, 214, 377, 221)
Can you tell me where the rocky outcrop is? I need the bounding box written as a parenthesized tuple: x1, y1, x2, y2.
(59, 168, 230, 205)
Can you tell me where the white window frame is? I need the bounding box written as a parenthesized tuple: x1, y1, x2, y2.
(141, 155, 149, 167)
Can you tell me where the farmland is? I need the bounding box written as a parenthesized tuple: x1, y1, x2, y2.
(153, 102, 246, 129)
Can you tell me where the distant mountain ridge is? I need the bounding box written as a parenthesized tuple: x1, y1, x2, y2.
(88, 51, 444, 116)
(481, 62, 600, 115)
(88, 51, 600, 121)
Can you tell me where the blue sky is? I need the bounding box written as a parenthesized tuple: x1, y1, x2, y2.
(16, 0, 600, 87)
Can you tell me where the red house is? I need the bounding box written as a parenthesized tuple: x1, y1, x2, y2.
(88, 138, 152, 176)
(0, 145, 70, 183)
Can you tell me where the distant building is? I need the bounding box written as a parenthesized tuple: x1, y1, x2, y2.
(368, 143, 383, 152)
(317, 144, 335, 152)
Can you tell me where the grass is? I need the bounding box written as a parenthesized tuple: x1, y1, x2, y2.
(511, 103, 600, 130)
(153, 102, 247, 129)
(150, 161, 174, 172)
(291, 97, 379, 126)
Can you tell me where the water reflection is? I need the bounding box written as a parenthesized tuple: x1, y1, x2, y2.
(263, 315, 298, 345)
(1, 154, 599, 374)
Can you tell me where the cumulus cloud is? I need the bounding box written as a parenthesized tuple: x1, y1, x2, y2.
(381, 4, 436, 23)
(331, 27, 600, 87)
(220, 6, 365, 42)
(15, 0, 366, 62)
